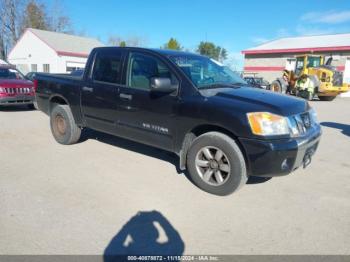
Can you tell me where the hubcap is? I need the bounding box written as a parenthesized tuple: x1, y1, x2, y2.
(195, 146, 231, 186)
(272, 84, 280, 92)
(54, 114, 67, 136)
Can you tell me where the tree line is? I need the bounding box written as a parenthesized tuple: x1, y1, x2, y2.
(0, 0, 71, 59)
(109, 37, 228, 62)
(162, 38, 228, 62)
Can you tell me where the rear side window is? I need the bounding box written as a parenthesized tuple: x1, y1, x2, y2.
(93, 50, 122, 84)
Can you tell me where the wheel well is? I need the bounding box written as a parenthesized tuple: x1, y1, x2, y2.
(179, 125, 250, 173)
(191, 124, 237, 139)
(49, 96, 67, 113)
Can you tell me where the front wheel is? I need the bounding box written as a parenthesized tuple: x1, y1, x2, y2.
(186, 132, 247, 196)
(50, 104, 81, 145)
(297, 90, 314, 101)
(270, 80, 282, 93)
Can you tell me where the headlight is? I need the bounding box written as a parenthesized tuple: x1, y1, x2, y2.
(247, 112, 289, 136)
(0, 87, 5, 93)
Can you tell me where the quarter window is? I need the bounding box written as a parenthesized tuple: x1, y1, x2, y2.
(92, 50, 122, 84)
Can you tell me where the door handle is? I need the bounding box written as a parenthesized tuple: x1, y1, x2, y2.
(119, 93, 132, 100)
(82, 86, 93, 92)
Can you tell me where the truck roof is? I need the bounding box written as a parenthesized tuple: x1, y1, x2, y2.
(93, 46, 201, 57)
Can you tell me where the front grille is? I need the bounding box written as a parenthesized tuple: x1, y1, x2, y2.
(0, 100, 32, 104)
(289, 111, 314, 135)
(333, 71, 343, 86)
(3, 87, 32, 94)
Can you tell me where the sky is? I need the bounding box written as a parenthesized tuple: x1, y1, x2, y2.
(47, 0, 350, 69)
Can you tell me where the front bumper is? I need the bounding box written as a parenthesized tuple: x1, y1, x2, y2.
(318, 83, 349, 95)
(239, 125, 322, 177)
(0, 94, 35, 106)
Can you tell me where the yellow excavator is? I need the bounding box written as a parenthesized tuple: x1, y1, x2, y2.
(270, 54, 350, 101)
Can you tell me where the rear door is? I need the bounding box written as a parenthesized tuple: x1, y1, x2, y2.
(116, 51, 180, 151)
(81, 49, 125, 134)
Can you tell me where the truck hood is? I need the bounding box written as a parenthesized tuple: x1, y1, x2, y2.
(0, 79, 33, 88)
(200, 87, 309, 116)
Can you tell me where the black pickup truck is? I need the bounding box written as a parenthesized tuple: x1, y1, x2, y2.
(35, 47, 321, 195)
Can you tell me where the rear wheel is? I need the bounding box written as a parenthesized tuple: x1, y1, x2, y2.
(319, 96, 336, 101)
(50, 104, 81, 145)
(186, 132, 247, 196)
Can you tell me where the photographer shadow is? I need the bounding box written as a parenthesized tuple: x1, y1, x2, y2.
(104, 211, 184, 261)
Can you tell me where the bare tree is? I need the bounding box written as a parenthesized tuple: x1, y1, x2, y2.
(0, 21, 6, 59)
(0, 0, 73, 59)
(127, 36, 147, 47)
(47, 0, 71, 33)
(107, 35, 147, 47)
(0, 35, 6, 60)
(0, 0, 26, 46)
(20, 0, 49, 32)
(108, 35, 124, 46)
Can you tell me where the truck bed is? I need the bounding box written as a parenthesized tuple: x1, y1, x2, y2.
(35, 73, 84, 125)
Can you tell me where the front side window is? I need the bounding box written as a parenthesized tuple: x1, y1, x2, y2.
(93, 50, 122, 84)
(0, 68, 25, 79)
(127, 52, 178, 91)
(170, 55, 245, 89)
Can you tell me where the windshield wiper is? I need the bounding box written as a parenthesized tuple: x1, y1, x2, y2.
(199, 82, 246, 89)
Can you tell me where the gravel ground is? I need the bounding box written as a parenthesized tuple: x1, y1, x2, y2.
(0, 98, 349, 256)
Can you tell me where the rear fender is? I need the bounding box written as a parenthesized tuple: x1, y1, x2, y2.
(49, 94, 70, 113)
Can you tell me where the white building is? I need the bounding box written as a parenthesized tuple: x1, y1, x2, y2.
(7, 28, 104, 74)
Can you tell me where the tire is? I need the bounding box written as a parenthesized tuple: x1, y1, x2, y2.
(186, 132, 247, 196)
(50, 104, 81, 145)
(319, 96, 336, 101)
(270, 80, 282, 93)
(297, 90, 313, 101)
(270, 80, 287, 94)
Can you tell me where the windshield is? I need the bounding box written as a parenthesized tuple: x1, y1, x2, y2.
(254, 78, 263, 84)
(170, 55, 246, 89)
(307, 56, 321, 68)
(0, 68, 25, 80)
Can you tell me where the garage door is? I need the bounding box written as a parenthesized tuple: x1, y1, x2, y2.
(66, 61, 85, 73)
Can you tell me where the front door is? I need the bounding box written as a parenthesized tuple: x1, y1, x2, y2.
(116, 51, 180, 151)
(81, 49, 125, 134)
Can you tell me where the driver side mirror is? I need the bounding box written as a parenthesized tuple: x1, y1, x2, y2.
(150, 77, 177, 93)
